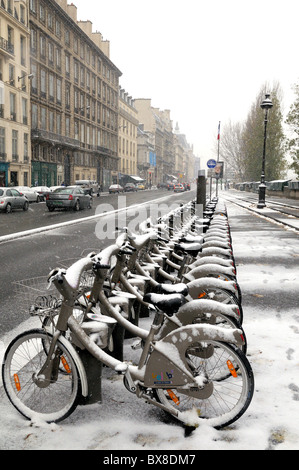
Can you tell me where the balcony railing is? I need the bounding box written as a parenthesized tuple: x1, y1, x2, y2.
(0, 37, 14, 56)
(31, 128, 80, 149)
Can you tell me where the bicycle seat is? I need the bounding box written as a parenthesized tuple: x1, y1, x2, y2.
(153, 282, 189, 297)
(143, 292, 187, 316)
(179, 234, 203, 244)
(175, 242, 202, 256)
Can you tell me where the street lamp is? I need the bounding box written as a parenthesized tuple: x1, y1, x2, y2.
(17, 73, 34, 81)
(257, 93, 273, 209)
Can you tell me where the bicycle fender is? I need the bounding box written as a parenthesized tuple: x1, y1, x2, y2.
(188, 256, 233, 269)
(186, 278, 237, 297)
(201, 246, 233, 257)
(184, 263, 235, 282)
(202, 240, 231, 250)
(156, 299, 241, 338)
(144, 324, 244, 388)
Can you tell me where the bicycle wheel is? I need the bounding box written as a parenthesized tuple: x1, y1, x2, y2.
(2, 329, 82, 423)
(155, 341, 254, 429)
(206, 273, 242, 303)
(198, 288, 243, 324)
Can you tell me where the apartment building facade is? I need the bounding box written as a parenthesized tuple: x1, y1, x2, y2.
(134, 99, 195, 184)
(137, 124, 156, 186)
(29, 0, 121, 190)
(118, 87, 138, 181)
(0, 0, 31, 187)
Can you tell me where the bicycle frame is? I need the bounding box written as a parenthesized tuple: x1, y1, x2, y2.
(35, 251, 245, 413)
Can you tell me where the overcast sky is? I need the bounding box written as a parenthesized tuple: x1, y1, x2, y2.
(73, 0, 299, 167)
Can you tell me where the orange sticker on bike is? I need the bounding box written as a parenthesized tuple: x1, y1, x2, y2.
(167, 389, 180, 405)
(13, 374, 21, 391)
(227, 360, 238, 377)
(61, 356, 71, 374)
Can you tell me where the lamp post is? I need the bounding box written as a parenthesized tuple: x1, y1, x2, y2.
(257, 93, 273, 208)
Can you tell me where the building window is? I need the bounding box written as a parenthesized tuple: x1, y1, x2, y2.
(12, 130, 18, 161)
(49, 111, 54, 132)
(22, 98, 27, 124)
(56, 78, 61, 103)
(80, 123, 85, 143)
(65, 84, 70, 109)
(20, 5, 26, 24)
(56, 48, 61, 70)
(74, 120, 79, 140)
(74, 61, 78, 83)
(20, 36, 26, 66)
(47, 11, 53, 30)
(40, 107, 46, 129)
(8, 64, 14, 86)
(56, 114, 61, 134)
(39, 3, 45, 22)
(80, 66, 85, 86)
(49, 73, 54, 100)
(31, 104, 38, 128)
(29, 0, 36, 13)
(30, 28, 37, 52)
(40, 35, 46, 58)
(48, 42, 54, 64)
(65, 29, 70, 46)
(65, 116, 70, 136)
(74, 89, 79, 112)
(40, 69, 46, 97)
(80, 42, 84, 59)
(65, 54, 70, 77)
(9, 93, 16, 120)
(55, 19, 61, 38)
(0, 127, 5, 158)
(24, 133, 28, 162)
(74, 37, 78, 54)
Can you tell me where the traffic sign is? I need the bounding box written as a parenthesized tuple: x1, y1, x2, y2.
(207, 159, 217, 168)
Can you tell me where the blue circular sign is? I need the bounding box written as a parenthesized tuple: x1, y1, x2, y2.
(207, 159, 217, 168)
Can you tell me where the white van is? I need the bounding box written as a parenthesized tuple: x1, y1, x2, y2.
(75, 180, 100, 196)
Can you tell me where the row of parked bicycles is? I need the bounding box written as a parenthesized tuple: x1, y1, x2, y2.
(2, 197, 254, 430)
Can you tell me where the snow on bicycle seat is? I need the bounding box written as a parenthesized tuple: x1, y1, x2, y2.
(179, 234, 204, 244)
(175, 242, 202, 256)
(143, 292, 187, 316)
(153, 282, 189, 297)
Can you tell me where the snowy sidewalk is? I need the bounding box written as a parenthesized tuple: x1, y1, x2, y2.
(0, 199, 299, 450)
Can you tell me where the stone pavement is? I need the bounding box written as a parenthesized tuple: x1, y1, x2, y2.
(221, 197, 299, 449)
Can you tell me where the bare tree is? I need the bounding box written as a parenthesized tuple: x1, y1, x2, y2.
(219, 120, 246, 181)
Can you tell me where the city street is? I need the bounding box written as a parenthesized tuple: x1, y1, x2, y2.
(1, 193, 299, 450)
(0, 187, 195, 333)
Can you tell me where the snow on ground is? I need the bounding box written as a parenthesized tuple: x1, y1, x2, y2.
(0, 200, 299, 451)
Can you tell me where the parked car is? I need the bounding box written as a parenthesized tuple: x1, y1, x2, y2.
(137, 183, 145, 190)
(49, 186, 64, 192)
(46, 186, 92, 211)
(75, 180, 100, 196)
(0, 187, 29, 213)
(157, 182, 168, 189)
(32, 186, 51, 201)
(124, 183, 137, 192)
(173, 183, 185, 192)
(12, 186, 40, 202)
(109, 184, 124, 193)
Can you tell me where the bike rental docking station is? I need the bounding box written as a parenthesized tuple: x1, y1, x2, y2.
(2, 170, 254, 430)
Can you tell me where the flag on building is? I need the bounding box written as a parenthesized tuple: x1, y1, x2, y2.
(217, 121, 221, 140)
